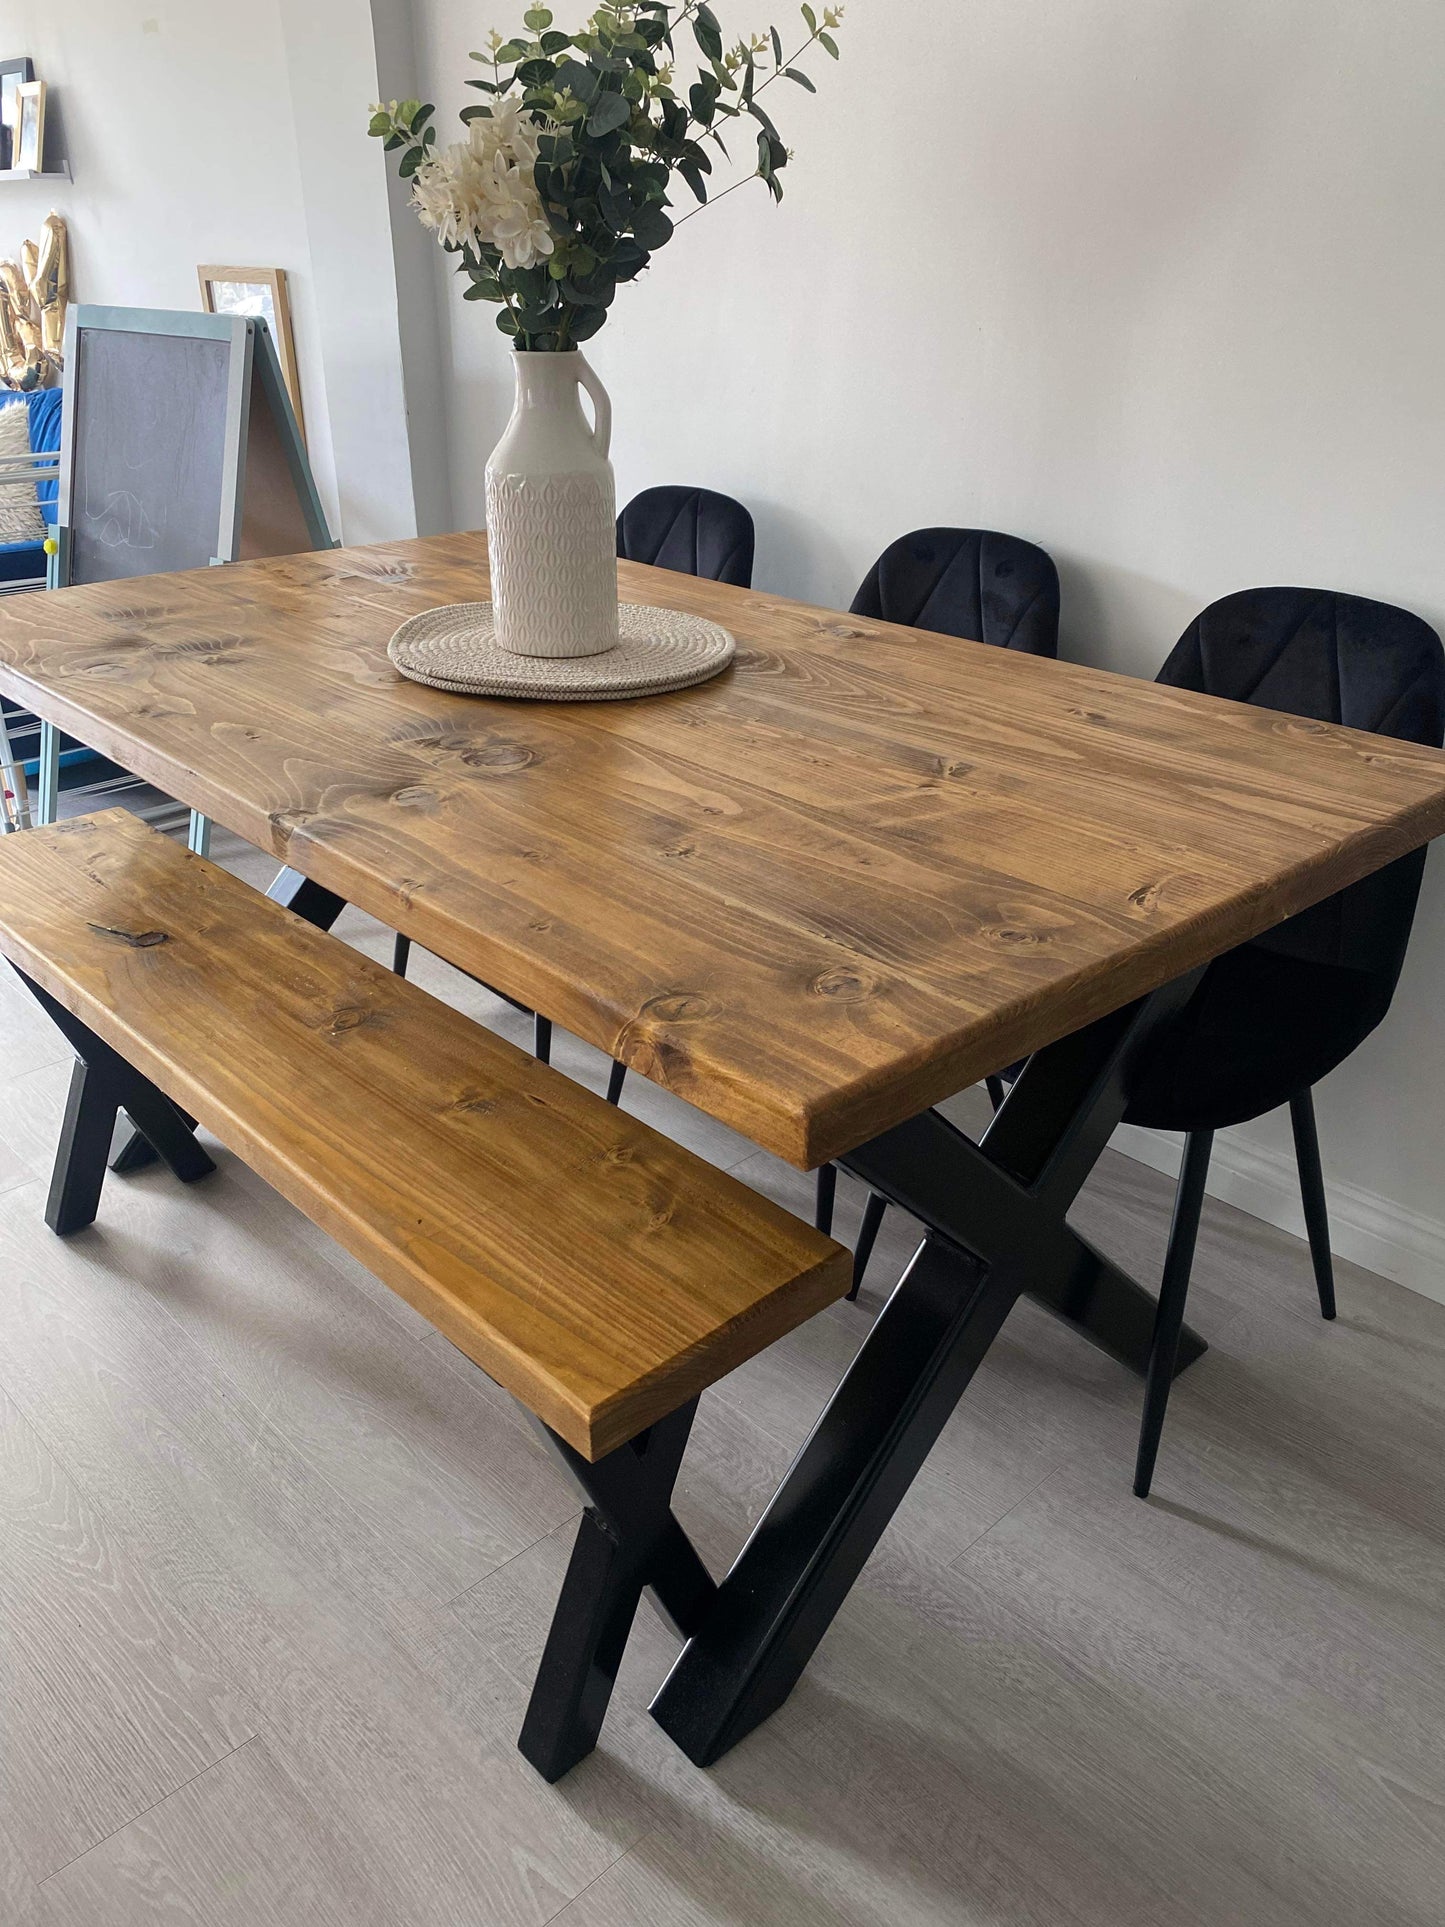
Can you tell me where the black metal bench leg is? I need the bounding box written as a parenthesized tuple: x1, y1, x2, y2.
(111, 864, 349, 1175)
(605, 1059, 627, 1107)
(1134, 1129, 1213, 1498)
(47, 1058, 122, 1236)
(1289, 1088, 1336, 1320)
(520, 1399, 713, 1781)
(534, 1014, 552, 1064)
(16, 972, 218, 1233)
(392, 932, 412, 978)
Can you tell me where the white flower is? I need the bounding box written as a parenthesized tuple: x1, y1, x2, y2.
(410, 102, 554, 272)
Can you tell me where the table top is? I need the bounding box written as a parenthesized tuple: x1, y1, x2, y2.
(4, 530, 1445, 1168)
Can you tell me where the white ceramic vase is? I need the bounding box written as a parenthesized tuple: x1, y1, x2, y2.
(485, 351, 619, 659)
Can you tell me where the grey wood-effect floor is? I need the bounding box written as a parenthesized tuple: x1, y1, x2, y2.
(2, 826, 1443, 1925)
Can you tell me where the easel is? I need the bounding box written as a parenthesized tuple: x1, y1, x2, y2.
(36, 305, 334, 848)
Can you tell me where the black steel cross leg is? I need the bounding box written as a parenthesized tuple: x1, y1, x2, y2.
(650, 974, 1208, 1768)
(520, 1400, 715, 1781)
(110, 865, 348, 1175)
(14, 971, 217, 1234)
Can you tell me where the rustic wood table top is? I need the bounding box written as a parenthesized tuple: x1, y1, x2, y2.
(3, 530, 1445, 1168)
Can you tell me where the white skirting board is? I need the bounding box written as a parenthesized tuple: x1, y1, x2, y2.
(1113, 1122, 1445, 1310)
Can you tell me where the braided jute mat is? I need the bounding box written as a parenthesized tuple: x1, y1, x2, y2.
(388, 600, 736, 702)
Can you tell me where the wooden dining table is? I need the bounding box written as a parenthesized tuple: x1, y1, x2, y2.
(4, 528, 1445, 1768)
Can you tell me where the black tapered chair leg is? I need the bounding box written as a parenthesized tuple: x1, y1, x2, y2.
(1134, 1129, 1215, 1499)
(606, 1060, 627, 1107)
(985, 1075, 1007, 1112)
(1288, 1088, 1336, 1320)
(392, 933, 411, 978)
(847, 1191, 888, 1302)
(534, 1014, 552, 1064)
(815, 1162, 837, 1237)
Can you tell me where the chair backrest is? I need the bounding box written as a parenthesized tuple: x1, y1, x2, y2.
(617, 486, 755, 589)
(1158, 586, 1445, 990)
(849, 527, 1060, 656)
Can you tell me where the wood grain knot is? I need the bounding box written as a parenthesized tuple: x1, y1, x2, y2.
(449, 1091, 497, 1116)
(986, 926, 1050, 947)
(809, 966, 876, 1001)
(464, 742, 537, 774)
(327, 1006, 388, 1035)
(155, 634, 250, 662)
(1068, 707, 1109, 725)
(1127, 880, 1165, 911)
(98, 604, 170, 623)
(390, 786, 441, 810)
(86, 923, 168, 949)
(640, 990, 719, 1025)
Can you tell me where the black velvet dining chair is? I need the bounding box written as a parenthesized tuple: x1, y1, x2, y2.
(851, 584, 1445, 1495)
(616, 485, 755, 589)
(850, 526, 1061, 658)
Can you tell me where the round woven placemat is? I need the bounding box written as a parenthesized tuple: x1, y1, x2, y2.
(387, 600, 736, 702)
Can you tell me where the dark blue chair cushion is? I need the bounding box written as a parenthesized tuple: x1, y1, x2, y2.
(1124, 587, 1445, 1132)
(850, 528, 1060, 656)
(617, 486, 754, 589)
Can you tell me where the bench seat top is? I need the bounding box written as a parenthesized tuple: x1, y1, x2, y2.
(0, 813, 848, 1457)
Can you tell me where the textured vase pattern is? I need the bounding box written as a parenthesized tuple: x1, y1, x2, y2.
(486, 469, 619, 659)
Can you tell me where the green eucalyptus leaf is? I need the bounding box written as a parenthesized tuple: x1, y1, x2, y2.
(819, 30, 839, 56)
(771, 25, 783, 63)
(631, 202, 674, 249)
(586, 90, 631, 136)
(783, 66, 815, 90)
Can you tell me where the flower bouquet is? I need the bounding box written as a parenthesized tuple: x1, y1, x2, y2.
(369, 3, 843, 664)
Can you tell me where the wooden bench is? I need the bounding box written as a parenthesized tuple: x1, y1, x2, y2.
(0, 810, 849, 1778)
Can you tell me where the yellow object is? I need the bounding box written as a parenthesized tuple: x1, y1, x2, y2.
(42, 537, 57, 555)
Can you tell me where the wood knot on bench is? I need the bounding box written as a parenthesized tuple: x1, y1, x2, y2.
(86, 923, 169, 949)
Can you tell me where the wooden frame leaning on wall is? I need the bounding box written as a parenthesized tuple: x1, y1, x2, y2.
(198, 264, 305, 445)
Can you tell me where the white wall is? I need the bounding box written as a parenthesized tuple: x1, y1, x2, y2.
(412, 0, 1445, 1298)
(0, 0, 428, 544)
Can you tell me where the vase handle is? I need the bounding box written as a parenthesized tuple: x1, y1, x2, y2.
(575, 353, 612, 460)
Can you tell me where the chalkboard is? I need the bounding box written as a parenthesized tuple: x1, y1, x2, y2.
(36, 307, 335, 839)
(66, 323, 235, 585)
(54, 306, 332, 593)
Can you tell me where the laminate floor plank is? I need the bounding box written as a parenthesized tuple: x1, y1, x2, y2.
(39, 1737, 399, 1927)
(0, 1384, 255, 1882)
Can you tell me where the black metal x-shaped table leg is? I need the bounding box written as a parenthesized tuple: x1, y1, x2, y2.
(650, 974, 1207, 1768)
(521, 1400, 716, 1781)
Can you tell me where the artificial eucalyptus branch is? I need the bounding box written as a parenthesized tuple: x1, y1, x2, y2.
(369, 1, 843, 352)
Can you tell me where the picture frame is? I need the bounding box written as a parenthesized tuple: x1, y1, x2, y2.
(0, 57, 35, 172)
(197, 264, 305, 444)
(14, 79, 44, 175)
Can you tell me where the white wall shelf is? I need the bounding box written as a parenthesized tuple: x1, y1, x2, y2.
(0, 161, 71, 183)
